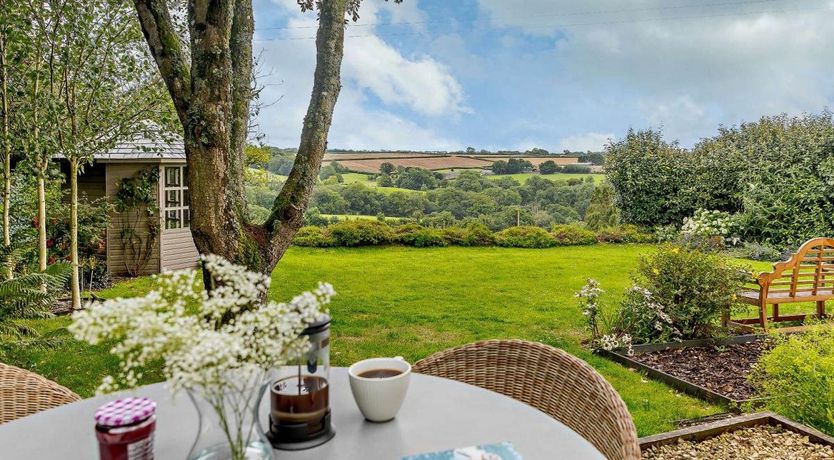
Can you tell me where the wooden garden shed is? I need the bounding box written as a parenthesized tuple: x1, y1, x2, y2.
(62, 133, 199, 276)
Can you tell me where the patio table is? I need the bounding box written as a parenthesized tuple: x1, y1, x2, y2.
(0, 368, 605, 459)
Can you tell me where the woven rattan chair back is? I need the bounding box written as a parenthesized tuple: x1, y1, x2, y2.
(413, 339, 640, 460)
(0, 362, 81, 424)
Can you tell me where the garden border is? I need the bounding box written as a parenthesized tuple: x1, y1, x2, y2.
(639, 412, 834, 450)
(597, 334, 769, 408)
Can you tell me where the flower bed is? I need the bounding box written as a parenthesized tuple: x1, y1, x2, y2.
(640, 412, 834, 459)
(598, 334, 769, 407)
(633, 340, 768, 401)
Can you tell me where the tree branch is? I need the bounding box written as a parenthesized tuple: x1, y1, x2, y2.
(263, 0, 348, 268)
(133, 0, 191, 124)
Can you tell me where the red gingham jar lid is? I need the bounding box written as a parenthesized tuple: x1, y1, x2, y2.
(95, 397, 156, 427)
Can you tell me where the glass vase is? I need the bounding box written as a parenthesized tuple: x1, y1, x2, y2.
(187, 369, 273, 460)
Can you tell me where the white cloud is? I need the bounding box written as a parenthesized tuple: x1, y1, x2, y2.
(343, 35, 466, 116)
(255, 0, 465, 147)
(556, 132, 613, 152)
(477, 0, 834, 144)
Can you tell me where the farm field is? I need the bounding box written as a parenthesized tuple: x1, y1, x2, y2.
(320, 213, 404, 222)
(486, 172, 604, 184)
(475, 156, 579, 166)
(323, 151, 444, 161)
(1, 244, 761, 436)
(335, 155, 494, 173)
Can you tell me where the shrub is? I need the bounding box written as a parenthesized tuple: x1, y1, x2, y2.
(539, 160, 560, 174)
(394, 225, 447, 247)
(495, 226, 556, 248)
(561, 164, 591, 174)
(328, 220, 392, 247)
(754, 326, 834, 436)
(681, 209, 739, 244)
(551, 224, 596, 246)
(440, 226, 467, 245)
(584, 183, 620, 230)
(461, 222, 495, 246)
(617, 245, 748, 343)
(604, 128, 692, 227)
(595, 225, 656, 244)
(292, 226, 335, 247)
(653, 224, 680, 243)
(730, 241, 782, 262)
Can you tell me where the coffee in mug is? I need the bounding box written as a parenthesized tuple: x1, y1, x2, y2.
(356, 369, 402, 379)
(348, 357, 411, 422)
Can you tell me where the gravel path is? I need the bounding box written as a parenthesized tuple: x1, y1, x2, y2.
(642, 425, 834, 459)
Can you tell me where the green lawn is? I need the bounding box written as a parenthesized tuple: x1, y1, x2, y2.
(485, 172, 604, 184)
(1, 244, 729, 436)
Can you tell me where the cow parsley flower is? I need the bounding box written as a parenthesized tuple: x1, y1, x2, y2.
(69, 255, 334, 395)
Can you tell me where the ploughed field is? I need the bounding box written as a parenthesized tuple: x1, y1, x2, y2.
(5, 245, 729, 436)
(323, 152, 582, 173)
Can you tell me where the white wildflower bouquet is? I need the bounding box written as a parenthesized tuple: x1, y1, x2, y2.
(69, 255, 335, 395)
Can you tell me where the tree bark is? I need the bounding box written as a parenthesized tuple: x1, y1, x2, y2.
(69, 157, 80, 308)
(262, 0, 347, 272)
(37, 173, 47, 271)
(134, 0, 349, 277)
(0, 28, 10, 249)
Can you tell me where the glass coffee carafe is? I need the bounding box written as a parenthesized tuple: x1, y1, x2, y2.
(267, 315, 335, 450)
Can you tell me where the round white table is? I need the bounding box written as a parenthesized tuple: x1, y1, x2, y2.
(0, 368, 605, 459)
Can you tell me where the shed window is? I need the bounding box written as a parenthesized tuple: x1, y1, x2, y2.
(163, 166, 190, 229)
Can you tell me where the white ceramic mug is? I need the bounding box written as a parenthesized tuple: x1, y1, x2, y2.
(348, 356, 411, 422)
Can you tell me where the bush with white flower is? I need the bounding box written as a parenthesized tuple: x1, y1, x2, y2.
(69, 255, 334, 394)
(576, 278, 604, 340)
(681, 209, 740, 246)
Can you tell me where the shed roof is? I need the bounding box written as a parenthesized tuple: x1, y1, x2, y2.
(94, 131, 185, 162)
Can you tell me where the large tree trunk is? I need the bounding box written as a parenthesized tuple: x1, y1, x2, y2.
(135, 0, 349, 278)
(69, 157, 80, 308)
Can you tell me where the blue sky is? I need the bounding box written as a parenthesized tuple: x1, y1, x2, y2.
(252, 0, 834, 151)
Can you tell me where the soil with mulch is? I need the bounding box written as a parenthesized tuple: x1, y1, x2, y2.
(633, 341, 770, 401)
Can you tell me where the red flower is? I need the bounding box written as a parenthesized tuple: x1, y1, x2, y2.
(46, 239, 55, 248)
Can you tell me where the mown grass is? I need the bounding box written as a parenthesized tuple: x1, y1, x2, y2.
(1, 244, 732, 436)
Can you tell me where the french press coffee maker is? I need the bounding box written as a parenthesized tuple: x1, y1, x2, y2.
(267, 315, 335, 450)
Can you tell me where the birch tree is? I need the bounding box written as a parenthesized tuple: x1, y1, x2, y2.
(32, 0, 169, 308)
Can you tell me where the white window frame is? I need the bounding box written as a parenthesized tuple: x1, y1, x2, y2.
(162, 165, 190, 230)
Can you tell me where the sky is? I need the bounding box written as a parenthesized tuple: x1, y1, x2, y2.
(251, 0, 834, 152)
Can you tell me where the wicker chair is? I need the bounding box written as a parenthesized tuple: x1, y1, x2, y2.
(0, 363, 81, 424)
(413, 339, 640, 460)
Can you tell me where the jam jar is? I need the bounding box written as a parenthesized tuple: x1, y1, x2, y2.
(94, 397, 156, 460)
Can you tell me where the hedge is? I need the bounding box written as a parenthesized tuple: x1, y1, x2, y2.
(293, 222, 654, 249)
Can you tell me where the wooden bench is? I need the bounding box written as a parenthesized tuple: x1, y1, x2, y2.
(724, 237, 834, 331)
